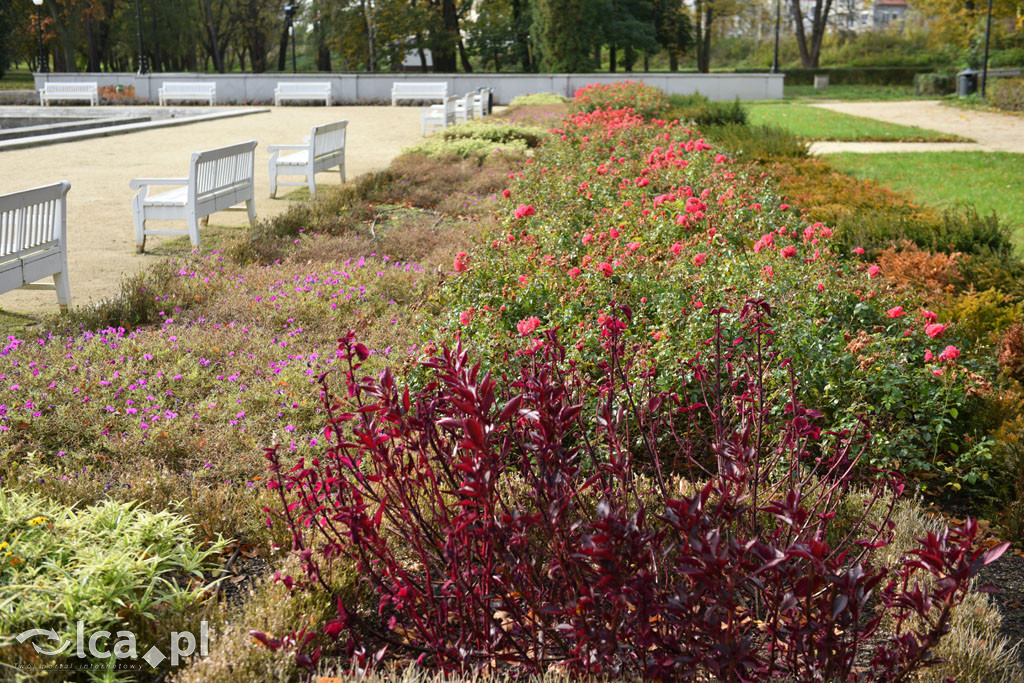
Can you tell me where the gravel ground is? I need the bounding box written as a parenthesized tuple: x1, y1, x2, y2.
(808, 100, 1024, 154)
(0, 105, 425, 316)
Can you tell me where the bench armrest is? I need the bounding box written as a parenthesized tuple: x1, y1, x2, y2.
(129, 178, 188, 190)
(266, 144, 308, 153)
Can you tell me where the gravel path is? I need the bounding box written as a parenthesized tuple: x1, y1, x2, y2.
(0, 105, 424, 316)
(808, 100, 1024, 154)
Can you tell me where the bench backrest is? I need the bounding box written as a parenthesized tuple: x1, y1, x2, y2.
(393, 82, 447, 96)
(161, 82, 216, 94)
(0, 182, 70, 259)
(311, 120, 348, 166)
(42, 83, 98, 95)
(277, 81, 331, 94)
(188, 141, 257, 216)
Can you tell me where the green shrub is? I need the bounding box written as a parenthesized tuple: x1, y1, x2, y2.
(0, 487, 226, 676)
(403, 135, 529, 158)
(440, 120, 549, 148)
(990, 77, 1024, 112)
(668, 93, 747, 127)
(783, 66, 940, 86)
(703, 122, 808, 161)
(990, 47, 1024, 67)
(509, 92, 568, 107)
(914, 71, 956, 96)
(42, 259, 179, 334)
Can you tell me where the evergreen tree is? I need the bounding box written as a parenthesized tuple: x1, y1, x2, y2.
(605, 0, 657, 71)
(533, 0, 607, 72)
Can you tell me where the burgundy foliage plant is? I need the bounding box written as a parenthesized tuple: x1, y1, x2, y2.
(260, 299, 1007, 679)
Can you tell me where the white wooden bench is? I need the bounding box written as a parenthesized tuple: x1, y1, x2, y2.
(274, 81, 332, 106)
(268, 120, 347, 200)
(0, 182, 72, 312)
(421, 96, 457, 136)
(158, 81, 217, 106)
(39, 82, 99, 106)
(473, 87, 493, 118)
(392, 82, 447, 106)
(454, 93, 475, 124)
(130, 140, 257, 253)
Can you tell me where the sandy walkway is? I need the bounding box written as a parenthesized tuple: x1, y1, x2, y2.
(808, 100, 1024, 154)
(1, 105, 424, 316)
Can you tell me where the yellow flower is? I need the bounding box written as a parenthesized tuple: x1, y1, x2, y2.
(27, 516, 47, 527)
(0, 542, 7, 551)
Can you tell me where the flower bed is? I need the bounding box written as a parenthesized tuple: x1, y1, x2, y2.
(439, 106, 998, 492)
(259, 91, 1024, 679)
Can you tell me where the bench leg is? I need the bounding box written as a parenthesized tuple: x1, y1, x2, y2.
(308, 169, 317, 200)
(268, 156, 278, 198)
(187, 214, 202, 250)
(339, 161, 345, 185)
(132, 192, 146, 253)
(53, 270, 72, 313)
(246, 199, 256, 228)
(200, 216, 209, 227)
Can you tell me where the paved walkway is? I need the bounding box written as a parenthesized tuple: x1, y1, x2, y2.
(0, 105, 424, 316)
(808, 100, 1024, 155)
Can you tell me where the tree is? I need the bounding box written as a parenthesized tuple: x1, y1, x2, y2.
(789, 0, 834, 68)
(465, 0, 518, 71)
(605, 0, 658, 71)
(909, 0, 1022, 58)
(533, 0, 607, 71)
(652, 0, 691, 71)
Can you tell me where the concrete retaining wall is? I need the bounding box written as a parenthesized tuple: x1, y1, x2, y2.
(32, 72, 785, 105)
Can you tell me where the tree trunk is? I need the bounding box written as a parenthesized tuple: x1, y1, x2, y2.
(458, 39, 473, 72)
(362, 0, 377, 72)
(790, 0, 834, 68)
(593, 44, 601, 68)
(609, 43, 616, 72)
(277, 21, 289, 71)
(435, 0, 459, 71)
(317, 44, 331, 71)
(669, 51, 679, 71)
(86, 17, 100, 72)
(415, 32, 428, 72)
(202, 0, 224, 73)
(148, 0, 162, 72)
(696, 1, 713, 73)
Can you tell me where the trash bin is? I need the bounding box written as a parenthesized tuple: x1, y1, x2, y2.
(813, 74, 830, 90)
(957, 69, 978, 97)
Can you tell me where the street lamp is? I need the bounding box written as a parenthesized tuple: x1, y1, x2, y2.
(31, 0, 48, 74)
(981, 0, 993, 97)
(284, 4, 297, 74)
(133, 0, 148, 74)
(771, 0, 781, 74)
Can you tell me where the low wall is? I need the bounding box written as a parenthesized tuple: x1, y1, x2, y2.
(32, 72, 785, 105)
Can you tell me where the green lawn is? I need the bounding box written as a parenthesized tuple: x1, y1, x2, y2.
(827, 151, 1024, 246)
(0, 67, 36, 91)
(747, 103, 965, 141)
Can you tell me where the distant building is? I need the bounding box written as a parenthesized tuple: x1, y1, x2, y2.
(873, 0, 908, 26)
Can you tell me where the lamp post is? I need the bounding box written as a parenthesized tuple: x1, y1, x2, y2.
(771, 0, 781, 74)
(32, 0, 48, 74)
(133, 0, 148, 74)
(981, 0, 993, 97)
(284, 4, 297, 74)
